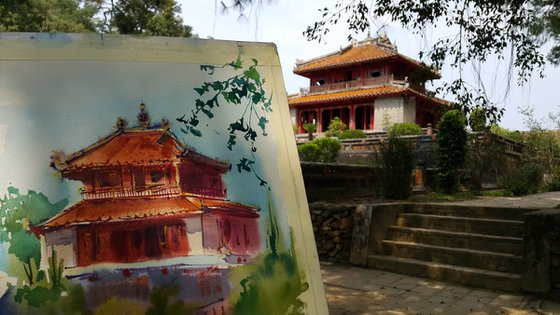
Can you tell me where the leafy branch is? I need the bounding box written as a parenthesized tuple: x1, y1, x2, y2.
(301, 0, 547, 123)
(177, 56, 273, 188)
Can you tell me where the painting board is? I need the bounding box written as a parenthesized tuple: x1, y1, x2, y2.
(0, 33, 327, 314)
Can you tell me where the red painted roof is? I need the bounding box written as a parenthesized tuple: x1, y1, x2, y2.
(41, 196, 258, 228)
(62, 129, 184, 170)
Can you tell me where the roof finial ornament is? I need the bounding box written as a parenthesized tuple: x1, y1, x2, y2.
(161, 117, 171, 130)
(114, 116, 129, 131)
(50, 150, 67, 170)
(137, 100, 151, 129)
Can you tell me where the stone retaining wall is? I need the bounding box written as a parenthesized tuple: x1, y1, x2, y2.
(308, 202, 355, 263)
(522, 209, 560, 296)
(308, 202, 560, 298)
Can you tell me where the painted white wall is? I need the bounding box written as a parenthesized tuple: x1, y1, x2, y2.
(185, 215, 204, 255)
(42, 228, 77, 269)
(374, 96, 417, 131)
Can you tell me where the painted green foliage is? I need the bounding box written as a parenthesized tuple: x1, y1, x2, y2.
(233, 197, 307, 315)
(0, 186, 67, 285)
(146, 283, 200, 315)
(177, 56, 273, 187)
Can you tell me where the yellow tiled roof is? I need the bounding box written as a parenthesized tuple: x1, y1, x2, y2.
(288, 86, 407, 106)
(294, 44, 398, 74)
(288, 86, 451, 107)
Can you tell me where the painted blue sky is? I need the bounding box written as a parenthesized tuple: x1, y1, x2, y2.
(0, 54, 282, 214)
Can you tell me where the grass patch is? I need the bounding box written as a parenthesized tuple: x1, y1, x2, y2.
(480, 189, 511, 197)
(409, 189, 512, 202)
(409, 192, 477, 202)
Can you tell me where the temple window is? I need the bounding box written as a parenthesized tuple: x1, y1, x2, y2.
(150, 169, 165, 183)
(370, 70, 382, 78)
(96, 170, 120, 188)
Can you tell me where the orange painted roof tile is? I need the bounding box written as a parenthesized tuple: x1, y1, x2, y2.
(41, 197, 198, 227)
(288, 86, 408, 106)
(294, 43, 398, 74)
(63, 129, 184, 170)
(41, 196, 258, 228)
(187, 197, 259, 213)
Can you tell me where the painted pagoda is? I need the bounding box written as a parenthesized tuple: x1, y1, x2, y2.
(36, 104, 260, 270)
(289, 35, 449, 134)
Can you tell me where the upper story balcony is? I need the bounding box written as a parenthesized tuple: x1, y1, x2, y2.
(181, 184, 227, 199)
(302, 75, 425, 95)
(81, 185, 181, 200)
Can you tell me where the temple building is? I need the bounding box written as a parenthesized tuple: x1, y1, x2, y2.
(35, 108, 260, 270)
(288, 35, 449, 134)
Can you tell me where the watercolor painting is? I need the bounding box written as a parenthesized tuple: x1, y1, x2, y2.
(0, 33, 327, 314)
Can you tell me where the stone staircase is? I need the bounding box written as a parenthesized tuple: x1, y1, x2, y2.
(367, 204, 536, 292)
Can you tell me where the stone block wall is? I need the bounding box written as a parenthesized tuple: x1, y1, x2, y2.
(521, 209, 560, 295)
(308, 202, 355, 263)
(301, 162, 380, 202)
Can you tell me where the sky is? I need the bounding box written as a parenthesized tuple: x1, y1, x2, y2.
(180, 1, 560, 131)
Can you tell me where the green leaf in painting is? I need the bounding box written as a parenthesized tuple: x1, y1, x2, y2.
(252, 92, 262, 104)
(194, 87, 205, 95)
(258, 117, 269, 134)
(189, 128, 202, 137)
(227, 135, 237, 150)
(229, 55, 243, 69)
(200, 108, 214, 119)
(195, 99, 205, 110)
(236, 158, 254, 173)
(188, 115, 199, 127)
(243, 67, 260, 82)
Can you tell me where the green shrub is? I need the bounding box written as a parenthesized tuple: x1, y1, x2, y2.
(338, 129, 367, 139)
(545, 179, 560, 192)
(490, 124, 525, 142)
(303, 123, 317, 133)
(463, 141, 505, 193)
(325, 117, 347, 137)
(314, 137, 342, 162)
(387, 122, 422, 137)
(378, 136, 415, 200)
(469, 107, 487, 132)
(436, 110, 467, 193)
(504, 163, 543, 196)
(297, 137, 342, 163)
(297, 143, 321, 162)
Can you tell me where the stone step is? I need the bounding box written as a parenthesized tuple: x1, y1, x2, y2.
(386, 226, 523, 255)
(381, 240, 522, 273)
(404, 203, 536, 221)
(396, 213, 524, 237)
(367, 255, 522, 292)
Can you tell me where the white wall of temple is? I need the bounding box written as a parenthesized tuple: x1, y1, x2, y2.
(373, 96, 417, 131)
(374, 96, 404, 131)
(403, 96, 417, 123)
(289, 107, 297, 127)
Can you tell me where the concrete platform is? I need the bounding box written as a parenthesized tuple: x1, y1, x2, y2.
(321, 262, 560, 314)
